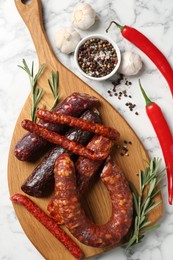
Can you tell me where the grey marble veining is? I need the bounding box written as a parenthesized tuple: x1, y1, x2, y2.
(0, 0, 173, 259)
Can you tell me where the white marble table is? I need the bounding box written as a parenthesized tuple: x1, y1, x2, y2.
(1, 0, 173, 259)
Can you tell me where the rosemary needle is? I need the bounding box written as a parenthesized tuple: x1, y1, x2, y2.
(48, 70, 59, 110)
(18, 59, 45, 122)
(125, 157, 165, 251)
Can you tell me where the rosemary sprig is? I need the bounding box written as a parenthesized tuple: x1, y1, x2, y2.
(18, 59, 45, 122)
(48, 71, 59, 110)
(125, 158, 165, 251)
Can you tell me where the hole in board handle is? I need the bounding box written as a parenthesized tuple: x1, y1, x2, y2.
(21, 0, 32, 5)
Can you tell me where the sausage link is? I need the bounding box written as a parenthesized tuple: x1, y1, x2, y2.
(10, 194, 84, 259)
(54, 153, 133, 248)
(21, 120, 110, 161)
(21, 109, 101, 197)
(37, 109, 120, 141)
(75, 135, 114, 193)
(48, 135, 114, 223)
(47, 198, 64, 225)
(14, 92, 100, 161)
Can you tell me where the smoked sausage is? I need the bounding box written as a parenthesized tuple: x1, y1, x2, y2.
(36, 109, 120, 140)
(75, 135, 114, 193)
(21, 109, 101, 197)
(10, 194, 84, 259)
(14, 93, 100, 161)
(54, 153, 133, 247)
(48, 135, 114, 223)
(21, 120, 112, 161)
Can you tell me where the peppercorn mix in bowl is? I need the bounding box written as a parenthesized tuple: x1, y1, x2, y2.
(74, 34, 121, 81)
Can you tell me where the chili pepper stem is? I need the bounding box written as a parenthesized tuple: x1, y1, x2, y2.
(139, 79, 152, 106)
(106, 21, 124, 33)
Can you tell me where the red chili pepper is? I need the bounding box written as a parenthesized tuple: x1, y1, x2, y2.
(10, 194, 84, 260)
(106, 21, 173, 98)
(138, 80, 173, 205)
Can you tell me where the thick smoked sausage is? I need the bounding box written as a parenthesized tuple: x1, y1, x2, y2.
(54, 153, 133, 247)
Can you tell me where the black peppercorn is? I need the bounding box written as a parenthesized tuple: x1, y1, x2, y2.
(78, 38, 118, 78)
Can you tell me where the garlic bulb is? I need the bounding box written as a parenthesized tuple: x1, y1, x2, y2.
(118, 51, 143, 76)
(54, 27, 80, 54)
(72, 3, 96, 30)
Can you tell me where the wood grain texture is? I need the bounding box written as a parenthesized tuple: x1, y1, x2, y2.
(8, 0, 164, 259)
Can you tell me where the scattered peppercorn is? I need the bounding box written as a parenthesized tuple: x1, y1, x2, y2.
(125, 102, 137, 113)
(77, 38, 118, 78)
(117, 140, 132, 157)
(125, 80, 132, 86)
(107, 76, 139, 115)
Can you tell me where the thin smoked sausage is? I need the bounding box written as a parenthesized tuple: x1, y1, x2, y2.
(10, 194, 84, 259)
(36, 109, 120, 140)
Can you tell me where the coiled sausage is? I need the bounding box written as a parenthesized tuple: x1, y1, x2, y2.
(54, 153, 133, 247)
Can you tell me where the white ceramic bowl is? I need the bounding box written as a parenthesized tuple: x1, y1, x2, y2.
(74, 34, 121, 81)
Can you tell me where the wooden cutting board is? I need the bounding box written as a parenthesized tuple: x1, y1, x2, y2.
(8, 0, 164, 259)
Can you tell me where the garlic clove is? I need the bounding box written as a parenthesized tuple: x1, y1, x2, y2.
(55, 27, 81, 54)
(72, 3, 96, 30)
(118, 51, 143, 76)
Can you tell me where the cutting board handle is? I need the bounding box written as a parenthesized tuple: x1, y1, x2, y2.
(14, 0, 59, 67)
